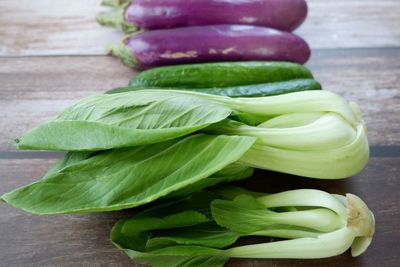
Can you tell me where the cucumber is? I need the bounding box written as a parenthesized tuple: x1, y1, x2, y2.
(107, 79, 321, 97)
(128, 61, 314, 88)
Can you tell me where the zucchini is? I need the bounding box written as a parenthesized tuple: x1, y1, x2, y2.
(107, 79, 321, 97)
(128, 61, 314, 88)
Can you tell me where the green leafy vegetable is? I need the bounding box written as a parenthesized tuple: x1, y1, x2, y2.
(9, 89, 368, 183)
(111, 187, 375, 267)
(2, 134, 255, 214)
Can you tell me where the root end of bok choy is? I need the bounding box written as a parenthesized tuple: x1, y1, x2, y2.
(346, 193, 376, 257)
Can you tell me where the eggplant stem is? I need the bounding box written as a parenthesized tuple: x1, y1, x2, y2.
(108, 43, 139, 68)
(96, 10, 124, 29)
(96, 4, 138, 33)
(101, 0, 131, 8)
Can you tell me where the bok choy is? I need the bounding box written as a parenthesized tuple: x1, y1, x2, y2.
(14, 90, 369, 179)
(111, 186, 375, 267)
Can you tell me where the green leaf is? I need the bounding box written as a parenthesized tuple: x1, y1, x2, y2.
(212, 195, 269, 234)
(166, 163, 254, 200)
(123, 246, 228, 267)
(2, 134, 256, 214)
(110, 192, 233, 267)
(113, 217, 229, 267)
(42, 151, 94, 178)
(16, 92, 232, 151)
(136, 190, 219, 220)
(147, 222, 241, 250)
(212, 193, 344, 234)
(119, 211, 210, 252)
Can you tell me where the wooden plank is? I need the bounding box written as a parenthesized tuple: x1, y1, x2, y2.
(1, 157, 399, 266)
(297, 0, 400, 49)
(1, 48, 399, 151)
(1, 0, 400, 57)
(0, 0, 124, 56)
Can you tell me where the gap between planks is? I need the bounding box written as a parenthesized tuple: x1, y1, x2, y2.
(0, 146, 399, 159)
(0, 46, 400, 59)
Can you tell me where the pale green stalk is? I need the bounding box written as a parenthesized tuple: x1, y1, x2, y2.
(256, 189, 348, 219)
(206, 112, 357, 150)
(258, 208, 343, 232)
(227, 227, 357, 259)
(225, 193, 375, 259)
(239, 124, 369, 179)
(251, 227, 322, 239)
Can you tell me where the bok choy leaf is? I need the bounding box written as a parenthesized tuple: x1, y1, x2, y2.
(15, 93, 232, 151)
(2, 134, 255, 214)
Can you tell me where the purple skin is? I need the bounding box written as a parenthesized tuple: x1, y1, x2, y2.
(125, 25, 311, 69)
(126, 0, 308, 32)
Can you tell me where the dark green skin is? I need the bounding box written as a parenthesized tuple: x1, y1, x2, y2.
(128, 61, 314, 88)
(107, 79, 321, 97)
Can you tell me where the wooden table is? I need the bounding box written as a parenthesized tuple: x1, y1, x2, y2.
(1, 1, 399, 266)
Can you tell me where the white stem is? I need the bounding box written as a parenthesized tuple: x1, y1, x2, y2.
(257, 189, 348, 220)
(228, 227, 356, 259)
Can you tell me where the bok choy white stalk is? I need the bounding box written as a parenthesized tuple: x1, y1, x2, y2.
(196, 91, 369, 179)
(213, 188, 375, 258)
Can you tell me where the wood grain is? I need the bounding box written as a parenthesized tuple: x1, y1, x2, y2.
(296, 0, 400, 49)
(0, 0, 124, 56)
(1, 157, 398, 266)
(1, 48, 399, 152)
(1, 0, 400, 57)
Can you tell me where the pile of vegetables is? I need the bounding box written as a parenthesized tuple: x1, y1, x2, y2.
(1, 1, 376, 266)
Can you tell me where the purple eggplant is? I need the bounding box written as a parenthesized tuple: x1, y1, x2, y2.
(97, 0, 308, 33)
(109, 24, 311, 69)
(127, 0, 307, 31)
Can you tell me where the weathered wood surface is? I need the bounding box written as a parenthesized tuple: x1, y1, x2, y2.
(1, 0, 400, 266)
(0, 0, 400, 56)
(1, 157, 399, 266)
(296, 0, 400, 49)
(0, 0, 124, 56)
